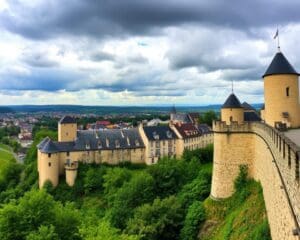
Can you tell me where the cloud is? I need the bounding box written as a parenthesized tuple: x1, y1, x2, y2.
(89, 51, 115, 62)
(1, 0, 300, 105)
(2, 0, 300, 41)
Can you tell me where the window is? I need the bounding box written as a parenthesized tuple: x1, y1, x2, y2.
(48, 162, 51, 167)
(48, 153, 51, 158)
(286, 87, 290, 97)
(66, 152, 70, 156)
(229, 116, 233, 122)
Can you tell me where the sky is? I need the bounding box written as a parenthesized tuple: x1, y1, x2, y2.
(1, 0, 300, 106)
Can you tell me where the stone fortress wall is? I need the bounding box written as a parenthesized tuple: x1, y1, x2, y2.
(211, 121, 300, 240)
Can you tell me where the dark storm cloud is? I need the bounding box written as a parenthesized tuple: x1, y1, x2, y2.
(0, 68, 81, 91)
(2, 0, 300, 40)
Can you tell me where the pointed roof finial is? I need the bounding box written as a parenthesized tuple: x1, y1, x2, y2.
(231, 79, 234, 93)
(273, 28, 280, 52)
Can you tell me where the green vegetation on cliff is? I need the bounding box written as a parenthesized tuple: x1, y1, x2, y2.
(200, 166, 271, 240)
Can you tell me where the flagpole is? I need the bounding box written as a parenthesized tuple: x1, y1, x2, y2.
(277, 28, 280, 51)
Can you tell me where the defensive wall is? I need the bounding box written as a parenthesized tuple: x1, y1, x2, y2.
(211, 121, 300, 240)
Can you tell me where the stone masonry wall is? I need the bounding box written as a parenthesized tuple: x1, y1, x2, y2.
(211, 121, 300, 240)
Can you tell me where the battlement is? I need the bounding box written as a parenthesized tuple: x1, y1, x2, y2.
(213, 120, 252, 132)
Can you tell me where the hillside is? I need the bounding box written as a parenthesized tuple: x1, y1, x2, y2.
(200, 180, 271, 240)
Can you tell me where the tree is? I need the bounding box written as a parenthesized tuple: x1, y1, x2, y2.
(80, 220, 139, 240)
(200, 110, 218, 126)
(147, 158, 187, 198)
(178, 173, 211, 211)
(0, 190, 80, 240)
(26, 225, 58, 240)
(103, 167, 132, 203)
(109, 172, 155, 229)
(126, 196, 184, 240)
(180, 201, 206, 240)
(83, 167, 107, 194)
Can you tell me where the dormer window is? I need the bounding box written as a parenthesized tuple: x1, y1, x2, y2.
(115, 140, 120, 148)
(127, 137, 130, 146)
(135, 140, 140, 146)
(153, 131, 159, 140)
(85, 143, 90, 150)
(98, 141, 102, 149)
(106, 138, 109, 147)
(166, 130, 172, 139)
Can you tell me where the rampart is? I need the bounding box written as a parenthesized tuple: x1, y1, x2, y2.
(211, 121, 300, 240)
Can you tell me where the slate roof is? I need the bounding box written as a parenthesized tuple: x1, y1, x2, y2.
(242, 102, 256, 111)
(222, 93, 243, 109)
(244, 112, 261, 122)
(171, 113, 192, 123)
(263, 52, 299, 77)
(143, 126, 177, 141)
(173, 123, 201, 139)
(187, 112, 200, 123)
(59, 116, 76, 124)
(38, 128, 144, 153)
(37, 137, 60, 153)
(197, 124, 212, 134)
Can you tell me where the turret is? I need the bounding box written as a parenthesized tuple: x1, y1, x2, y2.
(221, 93, 244, 125)
(58, 116, 77, 142)
(65, 160, 78, 187)
(263, 51, 300, 128)
(170, 105, 176, 122)
(37, 137, 60, 188)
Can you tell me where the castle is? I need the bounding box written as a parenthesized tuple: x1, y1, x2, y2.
(37, 110, 213, 188)
(211, 49, 300, 239)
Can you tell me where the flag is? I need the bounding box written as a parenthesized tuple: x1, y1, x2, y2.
(273, 29, 278, 39)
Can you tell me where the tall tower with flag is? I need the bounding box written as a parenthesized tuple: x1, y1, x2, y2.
(263, 30, 300, 128)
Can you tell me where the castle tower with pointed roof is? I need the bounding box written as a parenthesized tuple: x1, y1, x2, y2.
(58, 116, 77, 142)
(221, 93, 244, 124)
(263, 51, 300, 128)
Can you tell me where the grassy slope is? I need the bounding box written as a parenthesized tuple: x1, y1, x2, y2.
(200, 181, 271, 240)
(0, 143, 15, 174)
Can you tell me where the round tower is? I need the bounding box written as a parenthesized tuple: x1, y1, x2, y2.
(263, 51, 300, 128)
(58, 116, 77, 142)
(65, 160, 78, 187)
(37, 137, 60, 188)
(221, 93, 244, 125)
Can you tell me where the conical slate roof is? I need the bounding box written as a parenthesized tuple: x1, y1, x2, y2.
(241, 101, 256, 111)
(222, 93, 242, 109)
(37, 137, 58, 153)
(263, 52, 299, 77)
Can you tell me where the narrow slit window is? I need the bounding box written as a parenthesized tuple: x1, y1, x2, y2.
(286, 87, 290, 97)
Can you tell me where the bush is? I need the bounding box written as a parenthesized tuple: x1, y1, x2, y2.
(109, 172, 155, 229)
(234, 165, 248, 191)
(83, 167, 107, 194)
(126, 196, 184, 240)
(180, 201, 206, 240)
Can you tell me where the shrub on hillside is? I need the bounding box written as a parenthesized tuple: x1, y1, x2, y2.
(180, 201, 206, 240)
(126, 196, 184, 240)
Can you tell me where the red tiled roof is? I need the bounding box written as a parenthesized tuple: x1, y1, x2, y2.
(174, 123, 201, 138)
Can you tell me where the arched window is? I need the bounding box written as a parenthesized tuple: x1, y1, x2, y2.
(286, 87, 290, 97)
(230, 116, 233, 122)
